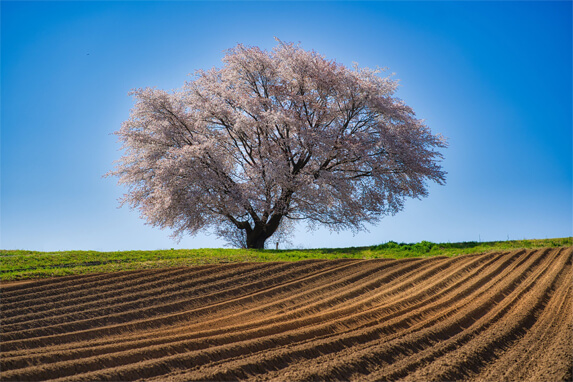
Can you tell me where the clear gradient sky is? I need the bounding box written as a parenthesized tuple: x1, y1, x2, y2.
(2, 1, 571, 251)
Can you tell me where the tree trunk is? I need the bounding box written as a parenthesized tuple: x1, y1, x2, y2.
(246, 234, 267, 249)
(245, 215, 283, 249)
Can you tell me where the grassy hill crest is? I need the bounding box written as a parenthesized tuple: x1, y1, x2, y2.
(1, 237, 571, 282)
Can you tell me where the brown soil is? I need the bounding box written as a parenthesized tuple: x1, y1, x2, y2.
(1, 248, 571, 381)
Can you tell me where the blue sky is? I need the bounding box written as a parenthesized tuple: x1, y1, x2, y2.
(2, 1, 571, 251)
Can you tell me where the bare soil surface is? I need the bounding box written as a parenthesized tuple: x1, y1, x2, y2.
(1, 248, 571, 381)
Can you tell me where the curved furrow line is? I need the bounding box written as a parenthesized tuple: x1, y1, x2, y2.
(2, 261, 290, 328)
(1, 266, 213, 322)
(350, 247, 568, 382)
(0, 267, 190, 307)
(303, 253, 491, 316)
(1, 261, 328, 344)
(142, 254, 507, 381)
(0, 251, 510, 376)
(1, 255, 466, 365)
(0, 267, 197, 322)
(106, 257, 420, 339)
(516, 265, 573, 382)
(0, 274, 92, 295)
(11, 251, 531, 381)
(0, 255, 485, 378)
(520, 293, 573, 382)
(2, 249, 570, 382)
(394, 247, 572, 382)
(474, 252, 572, 381)
(160, 250, 540, 381)
(178, 253, 481, 337)
(0, 259, 354, 350)
(1, 262, 265, 319)
(0, 258, 415, 366)
(179, 257, 442, 333)
(0, 258, 429, 370)
(12, 251, 492, 362)
(185, 249, 550, 382)
(0, 260, 379, 380)
(0, 270, 154, 298)
(1, 263, 278, 333)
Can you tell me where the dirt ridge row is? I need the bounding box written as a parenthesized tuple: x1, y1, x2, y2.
(1, 248, 571, 382)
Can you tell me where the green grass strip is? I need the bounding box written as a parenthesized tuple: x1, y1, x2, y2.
(1, 237, 571, 282)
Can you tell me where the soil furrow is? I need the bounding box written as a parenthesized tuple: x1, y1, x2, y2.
(1, 267, 183, 307)
(0, 258, 415, 366)
(0, 252, 510, 378)
(361, 247, 567, 382)
(189, 248, 547, 381)
(1, 255, 475, 367)
(1, 262, 289, 328)
(26, 251, 526, 381)
(0, 260, 351, 348)
(152, 249, 546, 381)
(472, 248, 573, 382)
(1, 262, 267, 320)
(0, 258, 435, 374)
(0, 270, 151, 297)
(1, 248, 570, 382)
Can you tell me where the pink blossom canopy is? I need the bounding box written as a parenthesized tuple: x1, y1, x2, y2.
(109, 40, 447, 248)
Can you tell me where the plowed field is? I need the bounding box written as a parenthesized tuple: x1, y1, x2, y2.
(1, 248, 571, 381)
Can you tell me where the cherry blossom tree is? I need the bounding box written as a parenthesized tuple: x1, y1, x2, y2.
(108, 40, 447, 249)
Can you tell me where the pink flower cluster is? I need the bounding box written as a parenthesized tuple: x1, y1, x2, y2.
(109, 40, 447, 248)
